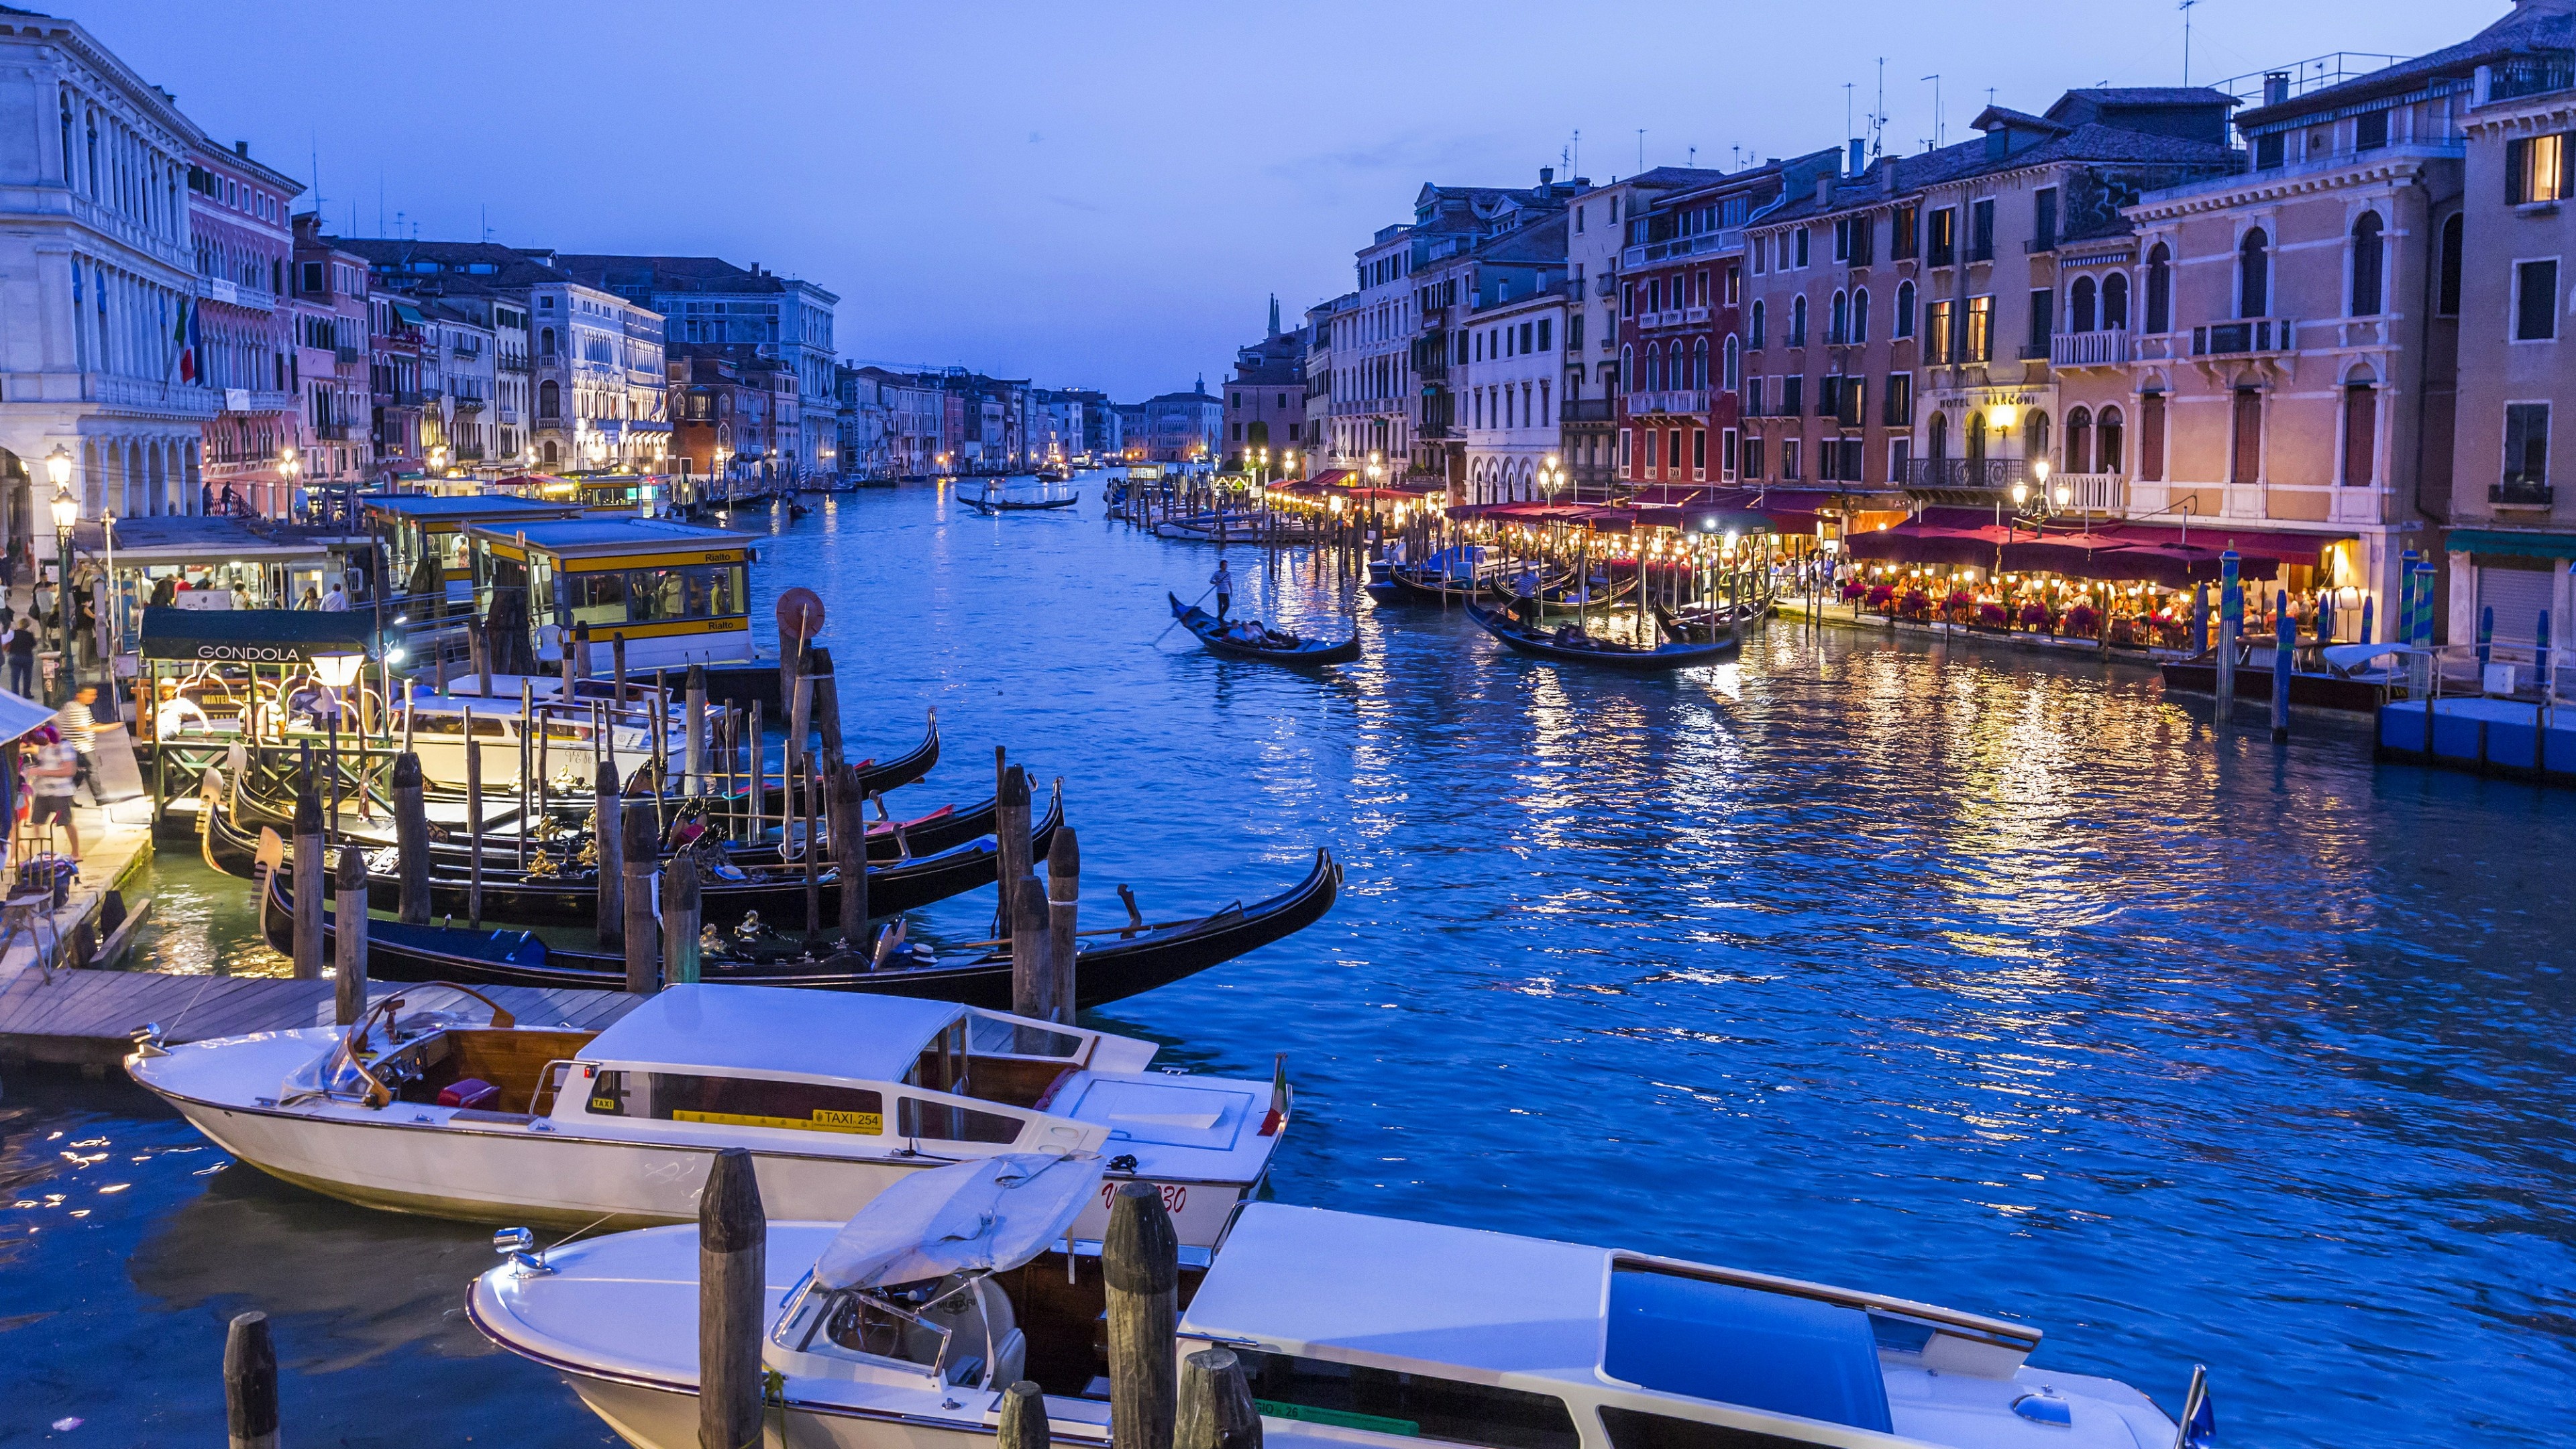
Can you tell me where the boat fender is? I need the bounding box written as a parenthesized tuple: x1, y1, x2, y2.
(711, 861, 747, 882)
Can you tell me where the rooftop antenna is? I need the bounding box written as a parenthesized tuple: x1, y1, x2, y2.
(2180, 0, 2198, 85)
(1687, 145, 1697, 166)
(1923, 74, 1943, 149)
(481, 204, 490, 244)
(1845, 81, 1855, 152)
(1637, 128, 1646, 171)
(1572, 128, 1580, 177)
(1875, 58, 1887, 158)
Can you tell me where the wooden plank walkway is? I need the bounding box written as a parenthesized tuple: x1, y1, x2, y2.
(0, 968, 643, 1067)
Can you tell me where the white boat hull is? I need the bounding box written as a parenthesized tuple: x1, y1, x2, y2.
(564, 1376, 1018, 1449)
(156, 1085, 1248, 1241)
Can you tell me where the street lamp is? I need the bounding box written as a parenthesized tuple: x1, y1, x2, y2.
(49, 478, 76, 703)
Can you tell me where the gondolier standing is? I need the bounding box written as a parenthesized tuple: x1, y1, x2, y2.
(1510, 563, 1541, 628)
(1212, 559, 1234, 621)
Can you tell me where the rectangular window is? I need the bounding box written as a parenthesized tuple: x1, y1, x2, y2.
(568, 570, 628, 627)
(2033, 188, 2058, 251)
(1965, 296, 1993, 361)
(2343, 385, 2377, 486)
(1891, 203, 1919, 260)
(2506, 402, 2552, 488)
(2516, 259, 2559, 340)
(1721, 428, 1737, 478)
(2028, 288, 2052, 352)
(1234, 1348, 1578, 1449)
(1747, 376, 1765, 417)
(587, 1070, 884, 1136)
(1816, 375, 1841, 418)
(2230, 388, 2263, 484)
(1781, 438, 1802, 480)
(1725, 264, 1741, 304)
(1668, 427, 1684, 470)
(2355, 109, 2389, 151)
(1970, 199, 1995, 262)
(1619, 428, 1631, 470)
(1693, 428, 1707, 474)
(1883, 372, 1912, 427)
(1833, 218, 1851, 262)
(2255, 133, 2286, 170)
(1537, 317, 1552, 351)
(2140, 391, 2166, 482)
(1794, 229, 1810, 268)
(1519, 321, 1535, 353)
(1838, 376, 1867, 429)
(1568, 314, 1584, 350)
(1744, 437, 1765, 480)
(1927, 207, 1956, 267)
(2510, 134, 2569, 205)
(1780, 374, 1803, 415)
(896, 1097, 1024, 1144)
(1888, 437, 1911, 481)
(1850, 215, 1874, 268)
(1925, 300, 1955, 362)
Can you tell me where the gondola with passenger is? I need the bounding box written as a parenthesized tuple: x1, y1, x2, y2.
(1166, 594, 1360, 666)
(1464, 602, 1734, 672)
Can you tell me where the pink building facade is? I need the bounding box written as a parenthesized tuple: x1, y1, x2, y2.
(186, 138, 300, 516)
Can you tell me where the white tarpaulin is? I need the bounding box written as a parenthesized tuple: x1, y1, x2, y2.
(812, 1153, 1104, 1290)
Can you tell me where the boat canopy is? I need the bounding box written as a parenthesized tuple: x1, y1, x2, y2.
(581, 983, 963, 1083)
(812, 1153, 1106, 1289)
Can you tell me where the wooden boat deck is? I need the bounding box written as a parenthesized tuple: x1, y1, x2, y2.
(0, 969, 643, 1068)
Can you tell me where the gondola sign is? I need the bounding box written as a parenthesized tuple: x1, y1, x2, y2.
(775, 588, 825, 644)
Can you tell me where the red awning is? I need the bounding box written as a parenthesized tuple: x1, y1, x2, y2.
(2096, 523, 2332, 567)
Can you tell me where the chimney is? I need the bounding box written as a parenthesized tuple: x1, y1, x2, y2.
(2262, 71, 2290, 107)
(1540, 166, 1554, 188)
(1849, 138, 1865, 174)
(234, 140, 249, 158)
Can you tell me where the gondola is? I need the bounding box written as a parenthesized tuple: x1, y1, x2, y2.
(1167, 594, 1360, 666)
(1648, 602, 1746, 649)
(260, 847, 1341, 1009)
(1486, 570, 1635, 614)
(204, 782, 1063, 930)
(1464, 603, 1735, 672)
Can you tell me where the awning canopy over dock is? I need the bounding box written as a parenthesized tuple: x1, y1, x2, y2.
(138, 606, 385, 665)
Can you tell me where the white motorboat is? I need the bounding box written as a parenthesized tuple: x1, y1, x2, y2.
(472, 1199, 2205, 1449)
(127, 982, 1287, 1248)
(396, 678, 688, 789)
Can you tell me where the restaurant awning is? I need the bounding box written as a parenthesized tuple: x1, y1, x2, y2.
(0, 687, 57, 745)
(2443, 529, 2576, 561)
(139, 606, 382, 665)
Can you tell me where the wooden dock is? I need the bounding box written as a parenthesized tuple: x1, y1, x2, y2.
(0, 968, 644, 1068)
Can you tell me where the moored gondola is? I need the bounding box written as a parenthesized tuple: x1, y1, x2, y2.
(961, 483, 1079, 514)
(1167, 594, 1360, 666)
(260, 847, 1342, 1008)
(1648, 601, 1746, 649)
(1464, 602, 1735, 672)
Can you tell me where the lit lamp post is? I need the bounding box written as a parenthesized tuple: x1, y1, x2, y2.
(280, 445, 301, 519)
(1539, 455, 1563, 504)
(48, 465, 76, 704)
(101, 508, 117, 662)
(311, 649, 366, 820)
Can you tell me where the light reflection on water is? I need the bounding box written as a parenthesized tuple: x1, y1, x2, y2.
(20, 484, 2575, 1446)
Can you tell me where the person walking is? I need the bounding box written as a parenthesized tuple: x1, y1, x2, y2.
(5, 616, 36, 699)
(55, 684, 105, 804)
(27, 724, 79, 858)
(1211, 558, 1234, 621)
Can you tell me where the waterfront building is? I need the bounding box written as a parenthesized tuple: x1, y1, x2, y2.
(366, 285, 425, 478)
(1617, 158, 1817, 495)
(0, 11, 227, 533)
(1041, 386, 1120, 462)
(1562, 173, 1721, 497)
(184, 137, 301, 517)
(288, 215, 372, 495)
(1222, 301, 1307, 471)
(553, 254, 837, 482)
(2438, 1, 2576, 646)
(1030, 388, 1090, 468)
(525, 269, 667, 474)
(328, 241, 568, 481)
(1134, 382, 1222, 464)
(1454, 221, 1570, 502)
(1407, 174, 1584, 495)
(1302, 295, 1350, 460)
(419, 301, 497, 478)
(1337, 227, 1414, 472)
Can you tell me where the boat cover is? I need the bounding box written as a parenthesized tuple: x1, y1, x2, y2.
(813, 1152, 1106, 1289)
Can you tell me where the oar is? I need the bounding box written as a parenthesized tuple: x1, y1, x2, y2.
(1155, 584, 1217, 644)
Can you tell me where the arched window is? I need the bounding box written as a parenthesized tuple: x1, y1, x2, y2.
(1830, 290, 1849, 343)
(1894, 280, 1917, 338)
(2028, 410, 2051, 466)
(2239, 227, 2269, 318)
(1721, 335, 1739, 390)
(1851, 287, 1870, 344)
(541, 439, 559, 466)
(2065, 407, 2093, 473)
(1790, 294, 1809, 347)
(2438, 213, 2465, 316)
(1646, 344, 1664, 391)
(1750, 299, 1766, 348)
(540, 326, 557, 359)
(2351, 211, 2385, 317)
(1620, 343, 1633, 392)
(1966, 411, 1988, 467)
(2070, 276, 2098, 333)
(2097, 406, 2125, 474)
(1929, 411, 1950, 464)
(538, 379, 561, 419)
(2102, 272, 2131, 330)
(1691, 337, 1709, 390)
(2145, 244, 2171, 332)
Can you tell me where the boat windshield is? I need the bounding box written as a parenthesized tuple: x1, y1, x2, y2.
(1602, 1263, 1892, 1433)
(967, 1011, 1085, 1061)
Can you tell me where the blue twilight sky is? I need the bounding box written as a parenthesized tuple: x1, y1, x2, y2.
(52, 0, 2494, 400)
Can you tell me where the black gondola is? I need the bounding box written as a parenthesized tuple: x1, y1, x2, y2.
(259, 848, 1342, 1008)
(1648, 602, 1746, 649)
(1464, 603, 1735, 672)
(203, 784, 1063, 930)
(1167, 594, 1360, 666)
(961, 485, 1079, 514)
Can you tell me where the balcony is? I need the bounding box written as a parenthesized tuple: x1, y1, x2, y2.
(1627, 390, 1709, 417)
(2487, 54, 2575, 103)
(499, 354, 531, 374)
(1561, 398, 1615, 423)
(452, 394, 487, 413)
(311, 421, 353, 440)
(384, 389, 425, 408)
(2056, 473, 2127, 513)
(1683, 305, 1711, 325)
(2492, 477, 2556, 508)
(1903, 457, 2031, 494)
(1417, 423, 1460, 441)
(334, 345, 362, 365)
(83, 374, 220, 419)
(2051, 331, 2133, 368)
(1595, 274, 1619, 297)
(1618, 228, 1746, 270)
(2193, 317, 2296, 356)
(195, 275, 278, 312)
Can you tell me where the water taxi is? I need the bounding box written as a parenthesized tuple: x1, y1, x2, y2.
(465, 517, 762, 675)
(467, 1199, 2194, 1449)
(127, 982, 1288, 1248)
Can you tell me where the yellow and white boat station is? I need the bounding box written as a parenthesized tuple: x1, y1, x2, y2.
(467, 517, 762, 672)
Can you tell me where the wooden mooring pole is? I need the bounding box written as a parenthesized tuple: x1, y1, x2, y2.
(832, 761, 868, 946)
(683, 662, 707, 797)
(995, 764, 1030, 938)
(998, 1380, 1051, 1449)
(292, 786, 325, 980)
(391, 750, 430, 924)
(1106, 1181, 1179, 1449)
(698, 1148, 765, 1449)
(333, 845, 368, 1025)
(1178, 1347, 1263, 1449)
(623, 789, 660, 995)
(661, 848, 702, 985)
(465, 706, 484, 930)
(595, 759, 625, 948)
(1041, 825, 1079, 1024)
(224, 1311, 279, 1449)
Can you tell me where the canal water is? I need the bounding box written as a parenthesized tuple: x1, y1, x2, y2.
(7, 481, 2571, 1447)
